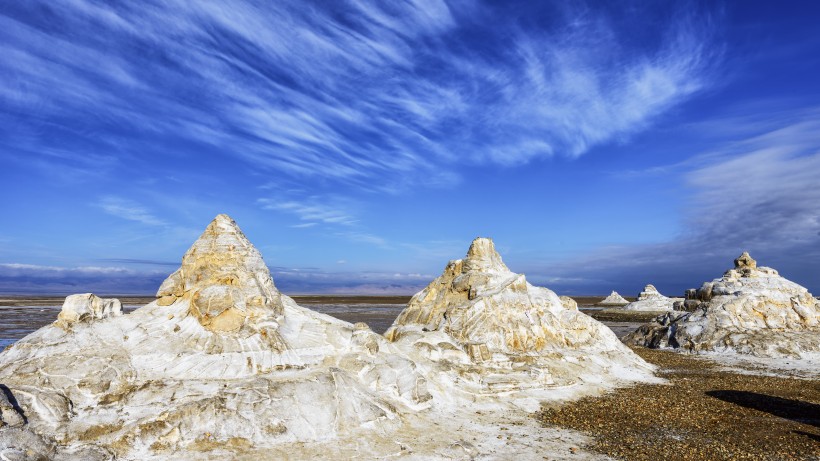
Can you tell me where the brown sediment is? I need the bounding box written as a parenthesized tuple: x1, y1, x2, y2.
(538, 347, 820, 461)
(290, 295, 411, 304)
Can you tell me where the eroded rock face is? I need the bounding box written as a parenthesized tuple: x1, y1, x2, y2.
(621, 284, 681, 312)
(625, 253, 820, 357)
(386, 237, 655, 395)
(57, 293, 122, 326)
(559, 295, 578, 311)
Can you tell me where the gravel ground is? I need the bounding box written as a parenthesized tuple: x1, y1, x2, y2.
(539, 347, 820, 461)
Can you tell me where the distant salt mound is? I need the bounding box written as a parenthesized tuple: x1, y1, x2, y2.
(621, 284, 681, 312)
(598, 290, 629, 306)
(386, 238, 655, 402)
(626, 252, 820, 359)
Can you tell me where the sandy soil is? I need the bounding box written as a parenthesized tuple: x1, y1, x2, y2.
(539, 347, 820, 461)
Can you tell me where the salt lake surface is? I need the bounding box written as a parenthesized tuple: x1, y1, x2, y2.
(0, 302, 640, 348)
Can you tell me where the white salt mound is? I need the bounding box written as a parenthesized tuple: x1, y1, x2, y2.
(621, 284, 681, 311)
(598, 290, 629, 306)
(625, 252, 820, 361)
(0, 219, 657, 460)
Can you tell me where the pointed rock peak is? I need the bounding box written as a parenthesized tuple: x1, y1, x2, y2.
(734, 251, 756, 269)
(463, 237, 509, 272)
(156, 214, 284, 333)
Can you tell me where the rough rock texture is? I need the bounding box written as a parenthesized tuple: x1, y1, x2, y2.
(57, 293, 122, 326)
(0, 218, 654, 460)
(559, 295, 578, 311)
(155, 215, 285, 336)
(621, 284, 682, 312)
(385, 238, 656, 401)
(625, 253, 820, 359)
(598, 291, 629, 306)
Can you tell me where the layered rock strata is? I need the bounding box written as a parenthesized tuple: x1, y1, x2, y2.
(621, 284, 681, 312)
(598, 291, 629, 306)
(386, 238, 655, 400)
(626, 253, 820, 357)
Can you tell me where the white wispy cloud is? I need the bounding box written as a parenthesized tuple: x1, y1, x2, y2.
(98, 197, 166, 226)
(335, 232, 389, 248)
(0, 263, 129, 274)
(0, 1, 719, 192)
(258, 196, 358, 226)
(525, 111, 820, 294)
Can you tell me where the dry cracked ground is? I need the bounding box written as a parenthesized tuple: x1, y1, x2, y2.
(539, 347, 820, 461)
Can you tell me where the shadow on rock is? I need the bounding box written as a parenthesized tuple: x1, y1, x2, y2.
(706, 390, 820, 428)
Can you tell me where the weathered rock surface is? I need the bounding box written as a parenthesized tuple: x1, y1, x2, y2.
(559, 295, 578, 311)
(598, 291, 629, 306)
(386, 238, 656, 402)
(0, 218, 655, 460)
(621, 284, 682, 312)
(57, 293, 122, 326)
(625, 253, 820, 358)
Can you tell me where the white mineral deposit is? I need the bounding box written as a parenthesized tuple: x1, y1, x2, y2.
(625, 252, 820, 374)
(598, 291, 629, 306)
(0, 216, 657, 460)
(621, 284, 681, 312)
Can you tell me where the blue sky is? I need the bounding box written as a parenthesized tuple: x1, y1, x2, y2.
(1, 1, 819, 296)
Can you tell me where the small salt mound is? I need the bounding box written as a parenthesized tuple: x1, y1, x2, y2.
(621, 284, 682, 312)
(598, 290, 629, 306)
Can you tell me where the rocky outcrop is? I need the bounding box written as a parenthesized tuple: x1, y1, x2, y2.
(0, 217, 656, 460)
(386, 238, 655, 395)
(57, 293, 122, 326)
(598, 291, 629, 306)
(621, 284, 682, 312)
(625, 253, 820, 358)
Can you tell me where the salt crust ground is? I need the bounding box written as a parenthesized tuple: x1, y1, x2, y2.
(694, 350, 820, 379)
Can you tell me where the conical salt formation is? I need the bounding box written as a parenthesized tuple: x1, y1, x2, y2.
(626, 253, 820, 359)
(156, 214, 285, 336)
(386, 237, 655, 398)
(621, 284, 681, 311)
(598, 290, 629, 306)
(0, 215, 434, 459)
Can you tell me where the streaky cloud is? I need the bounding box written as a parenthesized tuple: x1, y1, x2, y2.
(0, 1, 719, 191)
(523, 111, 820, 295)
